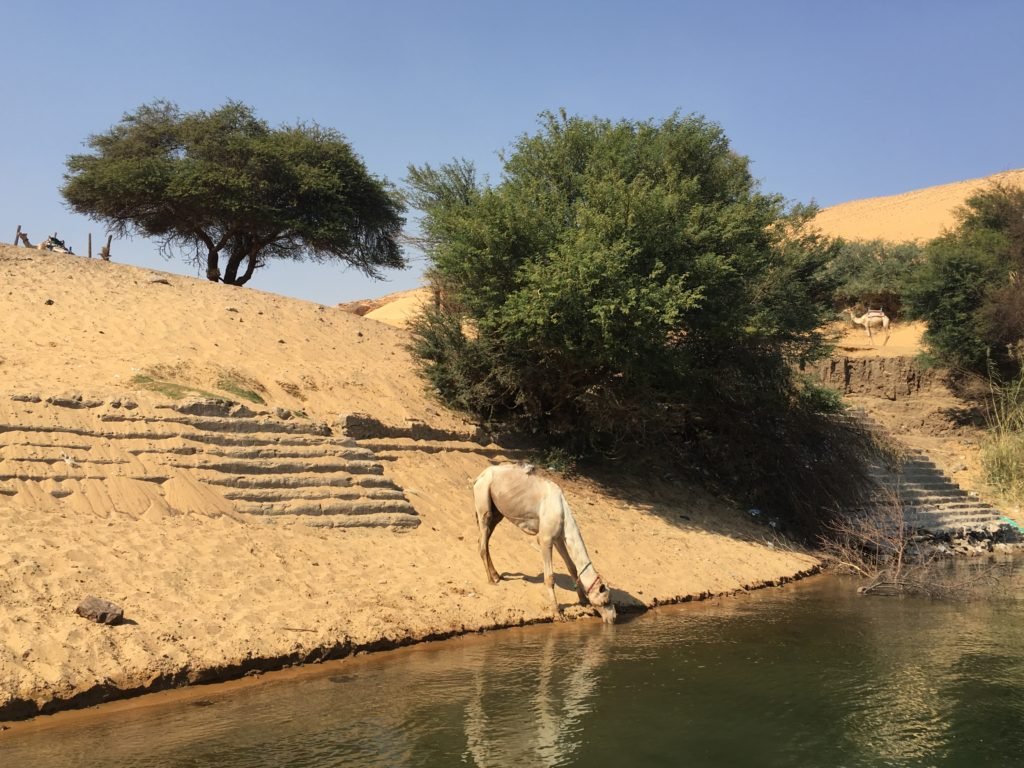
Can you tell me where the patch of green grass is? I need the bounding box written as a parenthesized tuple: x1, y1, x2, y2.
(982, 373, 1024, 498)
(131, 364, 268, 406)
(130, 374, 220, 401)
(216, 370, 267, 405)
(537, 446, 579, 476)
(982, 433, 1024, 498)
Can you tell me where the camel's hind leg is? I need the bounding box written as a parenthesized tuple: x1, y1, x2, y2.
(473, 478, 502, 584)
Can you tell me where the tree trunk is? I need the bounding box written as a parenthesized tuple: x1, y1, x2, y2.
(223, 250, 245, 285)
(235, 249, 259, 286)
(206, 249, 221, 282)
(223, 234, 265, 286)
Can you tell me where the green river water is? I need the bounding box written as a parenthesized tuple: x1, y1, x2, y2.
(2, 560, 1022, 767)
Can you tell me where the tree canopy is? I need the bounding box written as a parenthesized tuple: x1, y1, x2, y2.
(62, 100, 406, 286)
(825, 239, 924, 318)
(906, 183, 1024, 376)
(406, 111, 841, 458)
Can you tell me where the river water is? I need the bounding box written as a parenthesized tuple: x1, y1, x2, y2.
(3, 560, 1022, 768)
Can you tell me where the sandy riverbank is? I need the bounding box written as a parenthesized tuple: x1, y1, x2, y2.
(0, 246, 823, 722)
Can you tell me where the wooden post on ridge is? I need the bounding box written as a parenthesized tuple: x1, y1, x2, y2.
(13, 224, 21, 245)
(88, 233, 92, 258)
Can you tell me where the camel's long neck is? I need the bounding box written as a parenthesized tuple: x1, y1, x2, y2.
(560, 501, 596, 579)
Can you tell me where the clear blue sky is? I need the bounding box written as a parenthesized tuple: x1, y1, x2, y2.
(3, 1, 1022, 305)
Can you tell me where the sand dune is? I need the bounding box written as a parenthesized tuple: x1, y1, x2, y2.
(812, 168, 1024, 243)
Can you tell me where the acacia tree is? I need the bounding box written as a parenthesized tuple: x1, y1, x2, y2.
(62, 100, 406, 285)
(407, 111, 840, 454)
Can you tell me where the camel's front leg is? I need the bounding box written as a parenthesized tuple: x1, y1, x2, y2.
(540, 536, 561, 618)
(554, 537, 588, 606)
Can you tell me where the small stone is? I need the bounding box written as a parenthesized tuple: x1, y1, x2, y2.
(75, 596, 124, 625)
(44, 298, 54, 305)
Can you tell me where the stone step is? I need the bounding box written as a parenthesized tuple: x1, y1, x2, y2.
(1, 398, 424, 532)
(221, 486, 407, 503)
(0, 472, 170, 485)
(170, 432, 343, 448)
(0, 438, 95, 452)
(236, 498, 416, 517)
(356, 437, 496, 450)
(901, 501, 995, 514)
(888, 498, 979, 511)
(0, 457, 166, 482)
(100, 412, 333, 437)
(851, 407, 1010, 538)
(903, 507, 1002, 521)
(903, 503, 1002, 518)
(875, 488, 971, 502)
(874, 479, 967, 494)
(198, 445, 375, 461)
(303, 513, 420, 529)
(195, 472, 397, 490)
(0, 422, 342, 451)
(168, 458, 385, 476)
(906, 518, 1004, 533)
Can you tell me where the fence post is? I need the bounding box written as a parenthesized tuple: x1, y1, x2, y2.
(13, 224, 21, 245)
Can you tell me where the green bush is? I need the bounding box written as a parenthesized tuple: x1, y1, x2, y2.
(406, 111, 879, 531)
(826, 239, 924, 317)
(905, 183, 1024, 377)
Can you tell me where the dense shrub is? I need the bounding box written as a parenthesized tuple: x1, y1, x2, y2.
(826, 239, 924, 318)
(906, 183, 1024, 377)
(406, 111, 879, 531)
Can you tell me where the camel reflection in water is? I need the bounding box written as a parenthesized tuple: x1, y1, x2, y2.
(462, 630, 611, 767)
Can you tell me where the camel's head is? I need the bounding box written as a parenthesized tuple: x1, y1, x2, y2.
(591, 579, 616, 624)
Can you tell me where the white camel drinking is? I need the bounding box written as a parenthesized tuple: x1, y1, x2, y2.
(473, 463, 616, 623)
